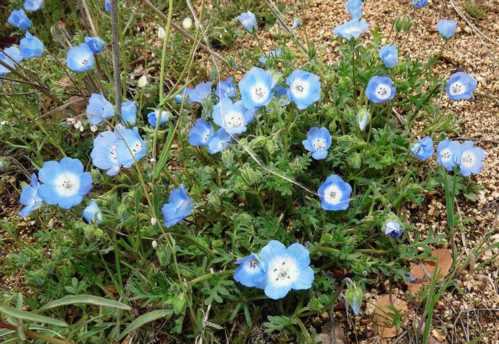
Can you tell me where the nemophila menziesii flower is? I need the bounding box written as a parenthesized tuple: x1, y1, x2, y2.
(66, 43, 95, 73)
(291, 17, 302, 30)
(185, 81, 212, 104)
(84, 36, 105, 54)
(258, 241, 314, 300)
(365, 76, 396, 104)
(357, 108, 370, 131)
(436, 19, 458, 39)
(161, 185, 193, 228)
(411, 136, 434, 161)
(383, 218, 404, 238)
(445, 72, 477, 101)
(318, 174, 352, 211)
(24, 0, 44, 12)
(120, 100, 137, 126)
(0, 46, 23, 76)
(91, 130, 121, 176)
(346, 0, 363, 20)
(188, 118, 214, 147)
(303, 127, 332, 160)
(379, 44, 398, 68)
(437, 139, 460, 171)
(213, 98, 255, 135)
(115, 125, 147, 168)
(239, 67, 274, 109)
(411, 0, 428, 9)
(455, 141, 485, 176)
(82, 200, 102, 224)
(286, 70, 321, 110)
(147, 110, 170, 127)
(333, 19, 369, 40)
(237, 11, 257, 32)
(207, 128, 231, 154)
(19, 174, 43, 218)
(20, 32, 44, 59)
(38, 158, 92, 209)
(7, 9, 31, 31)
(258, 48, 283, 64)
(234, 254, 266, 289)
(86, 93, 114, 125)
(216, 77, 237, 99)
(104, 0, 112, 13)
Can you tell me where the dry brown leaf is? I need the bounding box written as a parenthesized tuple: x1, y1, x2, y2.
(373, 294, 408, 338)
(407, 249, 453, 296)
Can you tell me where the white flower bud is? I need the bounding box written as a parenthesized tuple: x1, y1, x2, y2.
(158, 26, 166, 39)
(90, 125, 98, 132)
(137, 74, 148, 88)
(152, 240, 158, 249)
(182, 17, 193, 30)
(150, 217, 158, 225)
(74, 121, 82, 129)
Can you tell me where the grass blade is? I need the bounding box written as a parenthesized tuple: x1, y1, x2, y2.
(40, 295, 131, 311)
(0, 305, 68, 327)
(119, 309, 172, 340)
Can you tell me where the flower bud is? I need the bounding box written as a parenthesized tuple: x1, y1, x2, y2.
(152, 240, 158, 249)
(345, 281, 364, 315)
(137, 74, 148, 88)
(150, 217, 158, 226)
(356, 108, 370, 131)
(158, 26, 166, 39)
(182, 17, 193, 30)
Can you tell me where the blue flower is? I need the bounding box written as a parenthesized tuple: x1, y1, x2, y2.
(121, 100, 137, 126)
(346, 0, 363, 20)
(147, 110, 170, 127)
(318, 174, 352, 211)
(161, 185, 193, 228)
(84, 36, 106, 54)
(237, 11, 257, 32)
(239, 67, 274, 109)
(7, 9, 31, 31)
(82, 200, 102, 224)
(24, 0, 44, 12)
(437, 139, 461, 171)
(104, 0, 112, 13)
(436, 19, 458, 39)
(185, 81, 212, 104)
(86, 93, 115, 125)
(20, 32, 44, 59)
(258, 241, 314, 300)
(357, 108, 370, 131)
(379, 44, 398, 68)
(213, 98, 255, 135)
(291, 17, 302, 29)
(115, 125, 148, 168)
(273, 85, 291, 106)
(234, 254, 266, 289)
(383, 218, 404, 238)
(0, 46, 23, 76)
(412, 0, 428, 9)
(286, 69, 321, 110)
(411, 136, 433, 161)
(258, 48, 283, 65)
(207, 128, 231, 154)
(455, 141, 485, 176)
(445, 72, 477, 101)
(333, 19, 368, 40)
(19, 174, 43, 218)
(91, 130, 121, 176)
(303, 127, 332, 160)
(38, 158, 92, 209)
(365, 76, 396, 104)
(216, 77, 237, 99)
(66, 43, 95, 73)
(188, 119, 214, 147)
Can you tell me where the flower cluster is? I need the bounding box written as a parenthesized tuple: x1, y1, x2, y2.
(234, 240, 314, 300)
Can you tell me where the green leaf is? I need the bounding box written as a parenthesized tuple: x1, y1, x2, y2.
(0, 305, 68, 327)
(40, 295, 131, 311)
(119, 309, 172, 340)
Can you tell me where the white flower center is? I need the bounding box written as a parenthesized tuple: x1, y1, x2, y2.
(251, 84, 269, 103)
(449, 81, 465, 96)
(268, 256, 299, 287)
(440, 148, 452, 162)
(109, 144, 118, 162)
(225, 112, 244, 128)
(324, 184, 343, 205)
(375, 84, 391, 100)
(201, 129, 211, 143)
(54, 172, 80, 198)
(312, 137, 326, 150)
(291, 79, 309, 99)
(460, 151, 475, 168)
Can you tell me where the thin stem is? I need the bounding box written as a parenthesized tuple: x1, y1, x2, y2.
(110, 0, 122, 116)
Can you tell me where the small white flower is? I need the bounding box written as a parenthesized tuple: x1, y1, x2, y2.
(137, 74, 148, 88)
(90, 125, 98, 132)
(79, 126, 84, 132)
(182, 17, 193, 30)
(149, 157, 156, 163)
(152, 240, 158, 248)
(158, 26, 166, 39)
